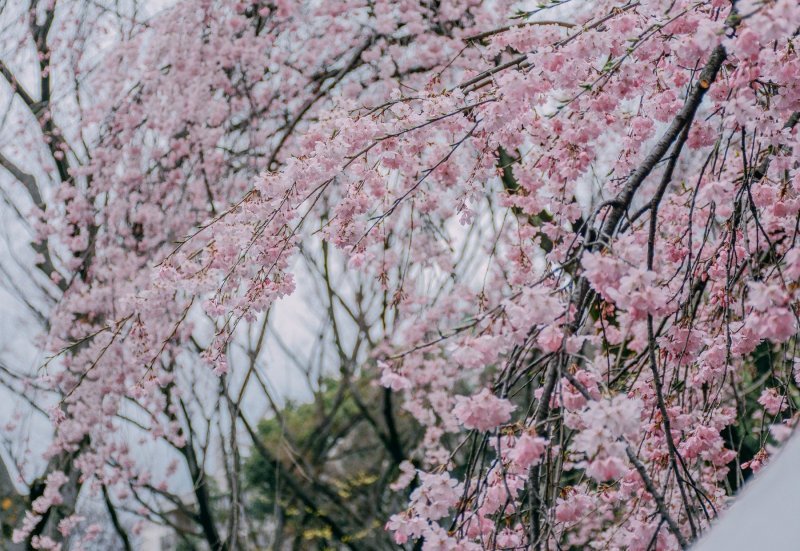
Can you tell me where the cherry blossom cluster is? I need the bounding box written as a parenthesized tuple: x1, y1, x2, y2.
(18, 0, 800, 549)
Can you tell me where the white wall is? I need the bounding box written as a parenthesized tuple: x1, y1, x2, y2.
(693, 432, 800, 550)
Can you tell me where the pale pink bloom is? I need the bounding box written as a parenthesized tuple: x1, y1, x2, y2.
(582, 252, 624, 298)
(754, 308, 796, 343)
(769, 422, 794, 443)
(758, 388, 787, 416)
(734, 28, 761, 61)
(783, 249, 800, 279)
(742, 448, 769, 473)
(585, 455, 628, 482)
(496, 528, 523, 547)
(390, 460, 417, 491)
(747, 282, 788, 311)
(561, 370, 601, 410)
(409, 471, 462, 521)
(555, 491, 593, 523)
(380, 369, 412, 392)
(386, 513, 428, 544)
(57, 515, 85, 537)
(30, 536, 61, 551)
(13, 511, 43, 544)
(464, 513, 493, 539)
(451, 334, 504, 369)
(508, 432, 547, 471)
(32, 471, 68, 514)
(537, 324, 564, 353)
(453, 389, 516, 432)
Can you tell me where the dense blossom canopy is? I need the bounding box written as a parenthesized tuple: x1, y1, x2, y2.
(7, 0, 800, 549)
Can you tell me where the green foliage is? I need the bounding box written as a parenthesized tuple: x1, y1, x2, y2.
(243, 375, 411, 548)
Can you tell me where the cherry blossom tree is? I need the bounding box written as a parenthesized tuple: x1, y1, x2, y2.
(0, 1, 147, 547)
(3, 0, 800, 549)
(1, 0, 463, 547)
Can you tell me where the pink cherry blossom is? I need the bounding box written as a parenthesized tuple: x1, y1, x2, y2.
(5, 0, 800, 548)
(759, 388, 788, 416)
(453, 389, 516, 432)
